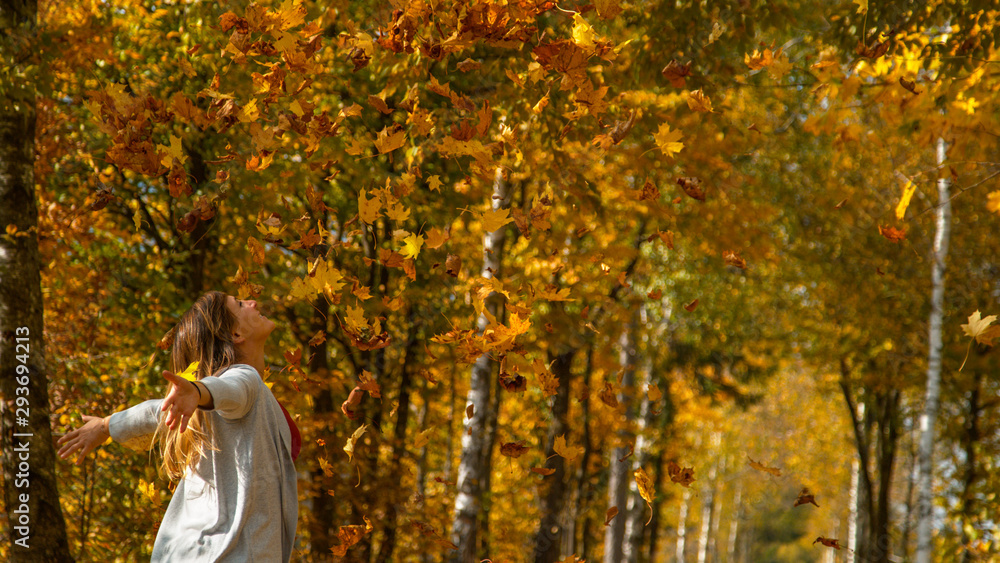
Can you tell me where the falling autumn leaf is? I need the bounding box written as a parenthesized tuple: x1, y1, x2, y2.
(747, 456, 782, 477)
(899, 77, 921, 94)
(878, 225, 907, 242)
(684, 299, 699, 312)
(400, 232, 424, 259)
(661, 59, 692, 88)
(500, 441, 529, 472)
(330, 516, 374, 556)
(813, 537, 844, 550)
(895, 179, 917, 221)
(723, 250, 747, 269)
(676, 176, 705, 201)
(654, 123, 685, 158)
(604, 506, 619, 526)
(445, 254, 462, 277)
(634, 467, 656, 524)
(344, 424, 368, 464)
(374, 124, 407, 154)
(960, 310, 1000, 370)
(481, 207, 514, 232)
(667, 461, 696, 487)
(794, 487, 820, 507)
(531, 467, 556, 476)
(686, 89, 714, 113)
(553, 435, 584, 462)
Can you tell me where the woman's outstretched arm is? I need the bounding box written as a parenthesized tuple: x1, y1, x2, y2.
(57, 415, 110, 465)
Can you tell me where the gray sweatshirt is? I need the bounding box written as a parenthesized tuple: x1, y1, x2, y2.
(109, 364, 298, 562)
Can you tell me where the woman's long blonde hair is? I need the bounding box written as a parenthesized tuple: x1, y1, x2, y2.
(155, 291, 239, 480)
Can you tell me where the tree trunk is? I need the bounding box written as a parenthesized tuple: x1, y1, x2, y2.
(604, 316, 638, 563)
(915, 136, 950, 563)
(307, 297, 336, 558)
(677, 487, 691, 563)
(1, 2, 74, 559)
(449, 169, 510, 562)
(960, 374, 982, 563)
(624, 354, 654, 563)
(375, 311, 421, 563)
(533, 350, 575, 563)
(727, 483, 741, 563)
(697, 455, 718, 563)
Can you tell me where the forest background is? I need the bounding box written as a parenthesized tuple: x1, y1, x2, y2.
(1, 0, 999, 562)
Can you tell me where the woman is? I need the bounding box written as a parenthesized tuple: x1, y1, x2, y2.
(57, 291, 311, 561)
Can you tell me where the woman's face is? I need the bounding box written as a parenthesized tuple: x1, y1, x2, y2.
(226, 296, 275, 346)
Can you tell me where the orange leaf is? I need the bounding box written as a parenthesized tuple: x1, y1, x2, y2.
(330, 516, 374, 556)
(604, 506, 619, 526)
(684, 299, 699, 312)
(677, 177, 705, 201)
(878, 225, 907, 242)
(723, 250, 747, 269)
(531, 467, 556, 476)
(747, 455, 782, 477)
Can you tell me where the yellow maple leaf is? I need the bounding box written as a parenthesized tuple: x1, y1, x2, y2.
(238, 98, 260, 123)
(854, 0, 868, 13)
(654, 123, 684, 158)
(553, 434, 583, 462)
(425, 227, 449, 249)
(400, 232, 424, 259)
(686, 90, 713, 113)
(358, 189, 380, 224)
(647, 383, 662, 402)
(312, 260, 345, 294)
(158, 135, 187, 167)
(962, 310, 997, 342)
(345, 136, 368, 156)
(481, 207, 514, 233)
(571, 14, 597, 49)
(138, 478, 158, 502)
(593, 0, 622, 19)
(374, 125, 406, 154)
(344, 305, 368, 334)
(177, 361, 200, 381)
(427, 175, 443, 192)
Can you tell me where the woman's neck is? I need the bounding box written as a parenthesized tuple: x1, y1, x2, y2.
(237, 348, 266, 377)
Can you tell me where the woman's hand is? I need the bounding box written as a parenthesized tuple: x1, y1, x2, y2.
(341, 387, 364, 420)
(57, 415, 110, 465)
(161, 370, 199, 433)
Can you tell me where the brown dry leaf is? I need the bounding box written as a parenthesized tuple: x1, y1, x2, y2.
(687, 89, 713, 113)
(499, 371, 527, 393)
(466, 403, 474, 420)
(604, 506, 619, 526)
(878, 225, 907, 242)
(500, 441, 529, 472)
(684, 299, 699, 312)
(723, 250, 747, 269)
(445, 254, 462, 277)
(330, 516, 374, 556)
(813, 537, 843, 550)
(747, 456, 782, 477)
(598, 382, 619, 408)
(899, 77, 921, 94)
(307, 330, 327, 347)
(639, 179, 661, 201)
(634, 467, 656, 524)
(367, 94, 392, 114)
(676, 177, 705, 201)
(794, 487, 820, 508)
(358, 370, 381, 399)
(456, 58, 481, 72)
(531, 467, 556, 476)
(648, 288, 663, 300)
(667, 461, 696, 487)
(661, 59, 692, 88)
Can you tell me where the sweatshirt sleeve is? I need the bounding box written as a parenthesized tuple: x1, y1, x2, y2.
(199, 365, 260, 420)
(108, 399, 163, 444)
